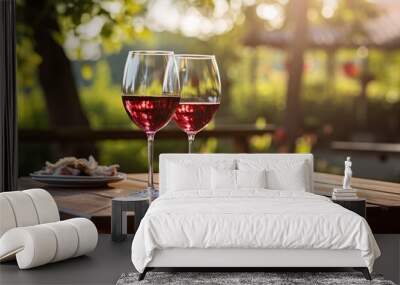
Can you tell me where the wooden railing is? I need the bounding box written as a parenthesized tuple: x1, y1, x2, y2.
(20, 128, 400, 154)
(314, 173, 400, 207)
(331, 141, 400, 155)
(19, 126, 276, 152)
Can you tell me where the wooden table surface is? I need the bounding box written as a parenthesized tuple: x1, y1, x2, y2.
(19, 173, 152, 219)
(18, 172, 400, 234)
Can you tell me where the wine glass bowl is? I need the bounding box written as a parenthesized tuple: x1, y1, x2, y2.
(173, 54, 221, 152)
(122, 96, 180, 134)
(122, 51, 180, 199)
(173, 103, 220, 133)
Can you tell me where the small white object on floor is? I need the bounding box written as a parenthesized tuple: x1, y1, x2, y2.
(0, 189, 98, 269)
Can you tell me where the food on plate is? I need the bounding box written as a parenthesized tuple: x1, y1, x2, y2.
(36, 156, 119, 176)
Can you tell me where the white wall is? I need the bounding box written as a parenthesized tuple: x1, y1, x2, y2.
(374, 234, 400, 284)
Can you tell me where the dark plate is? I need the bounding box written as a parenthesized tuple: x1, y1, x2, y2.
(30, 172, 127, 188)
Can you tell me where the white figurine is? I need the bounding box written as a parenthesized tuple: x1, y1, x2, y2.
(343, 156, 352, 190)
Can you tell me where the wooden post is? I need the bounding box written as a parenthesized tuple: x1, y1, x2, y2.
(0, 0, 18, 192)
(250, 49, 259, 102)
(357, 56, 369, 131)
(326, 49, 336, 98)
(284, 0, 309, 152)
(234, 137, 250, 153)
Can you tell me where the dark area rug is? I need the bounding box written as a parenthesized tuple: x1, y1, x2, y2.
(116, 272, 396, 285)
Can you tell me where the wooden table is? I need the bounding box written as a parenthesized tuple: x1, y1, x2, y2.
(18, 173, 154, 233)
(18, 173, 400, 234)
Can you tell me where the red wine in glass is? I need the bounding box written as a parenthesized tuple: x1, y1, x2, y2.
(173, 102, 220, 134)
(174, 54, 221, 153)
(122, 95, 180, 133)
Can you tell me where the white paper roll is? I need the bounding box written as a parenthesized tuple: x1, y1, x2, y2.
(0, 189, 98, 269)
(23, 189, 60, 224)
(0, 226, 57, 269)
(0, 196, 17, 237)
(43, 221, 79, 262)
(65, 218, 98, 257)
(1, 192, 39, 227)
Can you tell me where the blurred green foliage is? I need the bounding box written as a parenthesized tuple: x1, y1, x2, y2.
(80, 61, 129, 129)
(18, 44, 400, 175)
(17, 0, 400, 179)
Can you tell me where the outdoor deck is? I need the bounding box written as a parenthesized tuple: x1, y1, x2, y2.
(18, 173, 400, 234)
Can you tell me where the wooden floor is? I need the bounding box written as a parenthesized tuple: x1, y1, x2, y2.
(18, 172, 400, 234)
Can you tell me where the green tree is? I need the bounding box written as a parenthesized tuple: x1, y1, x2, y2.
(17, 0, 149, 155)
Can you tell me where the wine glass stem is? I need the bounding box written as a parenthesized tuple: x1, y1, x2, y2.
(147, 133, 155, 190)
(188, 133, 196, 153)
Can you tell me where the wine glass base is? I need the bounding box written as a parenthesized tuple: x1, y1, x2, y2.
(129, 187, 159, 200)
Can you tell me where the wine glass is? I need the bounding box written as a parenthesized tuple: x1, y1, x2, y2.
(173, 54, 221, 153)
(122, 51, 180, 199)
